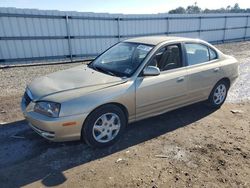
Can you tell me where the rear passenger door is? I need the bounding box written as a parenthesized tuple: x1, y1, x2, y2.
(184, 43, 221, 102)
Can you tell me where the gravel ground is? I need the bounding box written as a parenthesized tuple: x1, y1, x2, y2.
(216, 41, 250, 102)
(0, 41, 250, 188)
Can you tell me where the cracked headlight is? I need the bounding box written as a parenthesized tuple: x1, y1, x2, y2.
(34, 101, 60, 118)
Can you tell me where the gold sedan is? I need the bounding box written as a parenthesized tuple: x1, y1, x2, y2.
(21, 36, 238, 147)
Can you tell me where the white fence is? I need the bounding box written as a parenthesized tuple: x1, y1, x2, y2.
(0, 8, 250, 64)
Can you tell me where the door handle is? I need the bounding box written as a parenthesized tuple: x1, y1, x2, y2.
(213, 67, 220, 72)
(177, 76, 184, 82)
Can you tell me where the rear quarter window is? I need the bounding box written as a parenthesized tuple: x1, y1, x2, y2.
(208, 47, 218, 60)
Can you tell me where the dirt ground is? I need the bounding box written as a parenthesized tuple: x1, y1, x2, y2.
(0, 41, 250, 188)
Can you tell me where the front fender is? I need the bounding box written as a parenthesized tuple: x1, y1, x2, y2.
(59, 80, 136, 122)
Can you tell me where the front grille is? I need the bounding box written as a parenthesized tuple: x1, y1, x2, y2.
(23, 92, 31, 107)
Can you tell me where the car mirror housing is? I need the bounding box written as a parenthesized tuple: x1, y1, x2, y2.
(143, 66, 160, 76)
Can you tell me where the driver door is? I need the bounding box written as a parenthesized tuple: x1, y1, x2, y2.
(135, 43, 188, 120)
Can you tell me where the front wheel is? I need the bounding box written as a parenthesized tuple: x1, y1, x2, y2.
(82, 104, 127, 148)
(207, 80, 229, 108)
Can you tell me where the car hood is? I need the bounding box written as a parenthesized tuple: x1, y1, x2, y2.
(28, 64, 126, 101)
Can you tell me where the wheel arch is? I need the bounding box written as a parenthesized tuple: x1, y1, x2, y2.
(206, 77, 230, 108)
(218, 77, 231, 88)
(81, 102, 129, 140)
(207, 77, 231, 101)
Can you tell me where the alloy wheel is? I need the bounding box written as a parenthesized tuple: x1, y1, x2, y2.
(92, 113, 121, 143)
(213, 84, 227, 105)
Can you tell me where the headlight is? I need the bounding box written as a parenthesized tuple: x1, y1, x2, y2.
(34, 101, 60, 118)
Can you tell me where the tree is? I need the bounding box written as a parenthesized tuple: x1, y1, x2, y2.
(186, 5, 202, 14)
(168, 7, 186, 14)
(231, 3, 241, 13)
(233, 3, 240, 10)
(168, 3, 250, 14)
(203, 8, 210, 13)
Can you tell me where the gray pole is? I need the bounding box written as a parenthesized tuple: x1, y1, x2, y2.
(117, 17, 121, 41)
(199, 16, 202, 38)
(244, 15, 249, 41)
(223, 16, 227, 43)
(166, 16, 169, 35)
(65, 15, 73, 62)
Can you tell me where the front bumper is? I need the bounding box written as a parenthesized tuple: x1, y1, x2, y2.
(21, 97, 88, 142)
(29, 123, 56, 139)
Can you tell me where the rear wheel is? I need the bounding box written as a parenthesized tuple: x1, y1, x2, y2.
(82, 104, 127, 148)
(207, 80, 229, 108)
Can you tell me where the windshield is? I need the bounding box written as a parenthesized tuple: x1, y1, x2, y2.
(89, 42, 153, 77)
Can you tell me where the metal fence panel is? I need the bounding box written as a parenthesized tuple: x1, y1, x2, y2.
(120, 19, 167, 36)
(246, 28, 250, 37)
(225, 28, 245, 40)
(227, 17, 247, 27)
(0, 8, 250, 64)
(169, 18, 199, 32)
(71, 38, 117, 55)
(201, 17, 225, 30)
(200, 30, 224, 42)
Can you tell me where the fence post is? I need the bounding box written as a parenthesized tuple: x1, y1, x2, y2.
(223, 16, 227, 43)
(199, 16, 202, 38)
(166, 17, 169, 35)
(65, 15, 73, 62)
(244, 15, 249, 41)
(117, 16, 121, 41)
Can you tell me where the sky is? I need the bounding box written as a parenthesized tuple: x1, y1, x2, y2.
(0, 0, 249, 14)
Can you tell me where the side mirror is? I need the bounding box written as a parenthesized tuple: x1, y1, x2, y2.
(143, 66, 160, 76)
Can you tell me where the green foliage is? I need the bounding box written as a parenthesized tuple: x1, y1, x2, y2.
(168, 7, 186, 14)
(168, 3, 250, 14)
(186, 5, 202, 14)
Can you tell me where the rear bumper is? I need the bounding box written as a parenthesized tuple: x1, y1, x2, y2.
(230, 75, 238, 86)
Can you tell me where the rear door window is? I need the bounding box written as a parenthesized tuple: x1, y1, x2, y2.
(185, 43, 209, 66)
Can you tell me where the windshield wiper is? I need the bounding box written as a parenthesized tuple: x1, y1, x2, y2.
(94, 66, 117, 77)
(88, 64, 126, 77)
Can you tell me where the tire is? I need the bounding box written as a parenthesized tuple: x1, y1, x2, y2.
(82, 104, 127, 148)
(207, 80, 229, 108)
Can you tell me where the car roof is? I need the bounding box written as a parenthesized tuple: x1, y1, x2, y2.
(124, 36, 200, 46)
